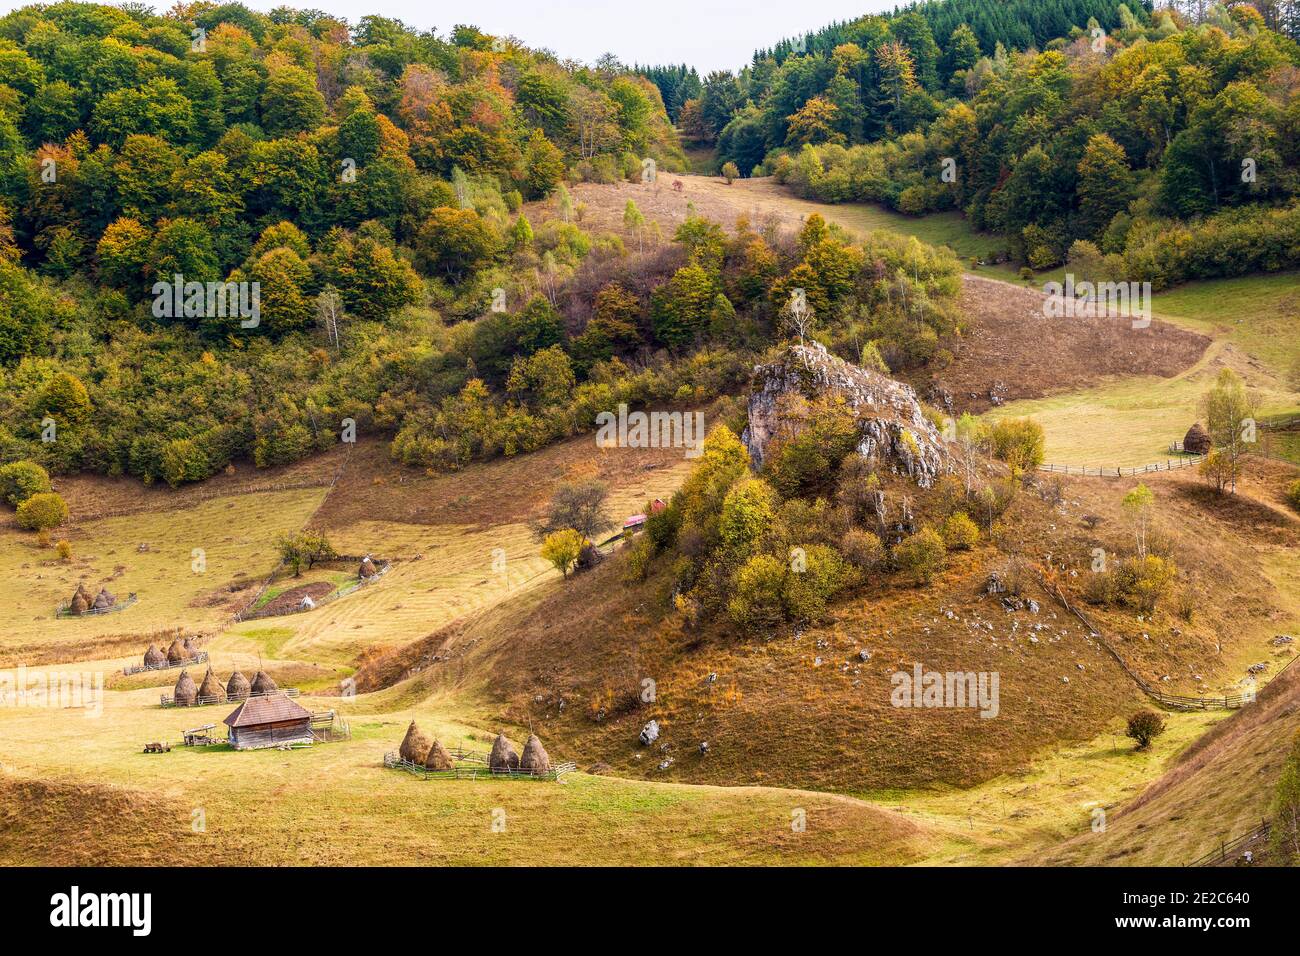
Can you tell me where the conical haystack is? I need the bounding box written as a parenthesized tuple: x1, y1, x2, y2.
(423, 739, 454, 771)
(173, 669, 197, 706)
(249, 670, 278, 696)
(1184, 422, 1212, 455)
(143, 644, 166, 667)
(197, 667, 225, 703)
(359, 556, 377, 579)
(92, 588, 113, 610)
(399, 721, 433, 764)
(489, 733, 520, 773)
(69, 591, 89, 615)
(226, 670, 251, 701)
(166, 638, 187, 663)
(182, 636, 197, 655)
(520, 734, 551, 774)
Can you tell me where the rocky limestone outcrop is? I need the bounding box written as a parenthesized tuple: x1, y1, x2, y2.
(741, 341, 949, 488)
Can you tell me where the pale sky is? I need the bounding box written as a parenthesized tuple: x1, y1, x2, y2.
(1, 1, 895, 74)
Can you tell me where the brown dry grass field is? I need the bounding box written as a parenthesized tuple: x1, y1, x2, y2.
(2, 178, 1298, 867)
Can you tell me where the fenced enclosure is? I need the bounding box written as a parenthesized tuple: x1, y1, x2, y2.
(383, 749, 576, 782)
(56, 593, 138, 618)
(123, 651, 208, 676)
(160, 687, 301, 708)
(310, 710, 351, 743)
(1038, 456, 1206, 477)
(235, 556, 391, 623)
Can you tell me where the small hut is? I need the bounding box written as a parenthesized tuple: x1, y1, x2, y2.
(226, 670, 251, 701)
(1184, 422, 1212, 455)
(359, 556, 377, 579)
(489, 733, 520, 773)
(398, 720, 433, 764)
(173, 669, 198, 706)
(166, 638, 187, 664)
(520, 734, 551, 775)
(197, 667, 225, 704)
(423, 738, 454, 771)
(249, 670, 278, 697)
(223, 694, 313, 750)
(143, 644, 166, 667)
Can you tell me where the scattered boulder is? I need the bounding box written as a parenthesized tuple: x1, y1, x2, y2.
(423, 738, 454, 771)
(489, 733, 520, 773)
(639, 720, 660, 746)
(399, 720, 433, 764)
(226, 670, 251, 701)
(173, 669, 197, 706)
(519, 734, 551, 774)
(1183, 422, 1212, 455)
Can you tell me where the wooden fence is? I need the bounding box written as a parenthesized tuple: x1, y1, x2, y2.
(383, 749, 576, 782)
(1043, 578, 1298, 711)
(1189, 820, 1272, 867)
(1038, 456, 1206, 478)
(56, 593, 139, 619)
(160, 687, 300, 708)
(123, 651, 208, 676)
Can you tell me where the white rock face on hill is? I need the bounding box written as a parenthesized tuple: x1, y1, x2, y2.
(741, 341, 949, 488)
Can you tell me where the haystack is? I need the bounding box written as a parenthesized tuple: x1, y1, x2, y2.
(182, 636, 197, 655)
(92, 588, 114, 610)
(69, 591, 89, 615)
(399, 720, 433, 764)
(359, 556, 377, 579)
(197, 667, 225, 703)
(226, 670, 251, 701)
(423, 739, 454, 771)
(173, 669, 197, 706)
(489, 733, 520, 773)
(166, 638, 187, 663)
(249, 670, 278, 696)
(1184, 422, 1212, 455)
(143, 644, 166, 667)
(520, 734, 551, 775)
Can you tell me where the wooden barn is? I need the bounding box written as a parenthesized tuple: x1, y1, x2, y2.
(223, 694, 314, 750)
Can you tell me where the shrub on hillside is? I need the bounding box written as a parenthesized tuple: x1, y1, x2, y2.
(15, 491, 67, 531)
(540, 528, 585, 579)
(783, 544, 847, 623)
(0, 460, 51, 506)
(1126, 710, 1166, 750)
(727, 554, 787, 629)
(980, 418, 1045, 472)
(840, 529, 884, 569)
(1287, 478, 1300, 514)
(56, 539, 72, 561)
(940, 512, 979, 550)
(893, 527, 946, 585)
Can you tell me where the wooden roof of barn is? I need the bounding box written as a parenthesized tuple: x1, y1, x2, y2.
(223, 694, 312, 727)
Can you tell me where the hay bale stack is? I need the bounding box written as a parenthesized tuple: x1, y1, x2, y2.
(69, 591, 89, 615)
(249, 670, 278, 696)
(520, 734, 551, 775)
(1184, 422, 1212, 455)
(489, 733, 520, 773)
(399, 721, 433, 764)
(166, 638, 187, 663)
(182, 636, 197, 655)
(197, 667, 225, 703)
(143, 644, 166, 667)
(423, 739, 454, 771)
(359, 556, 377, 579)
(92, 588, 113, 610)
(226, 670, 251, 701)
(173, 670, 197, 706)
